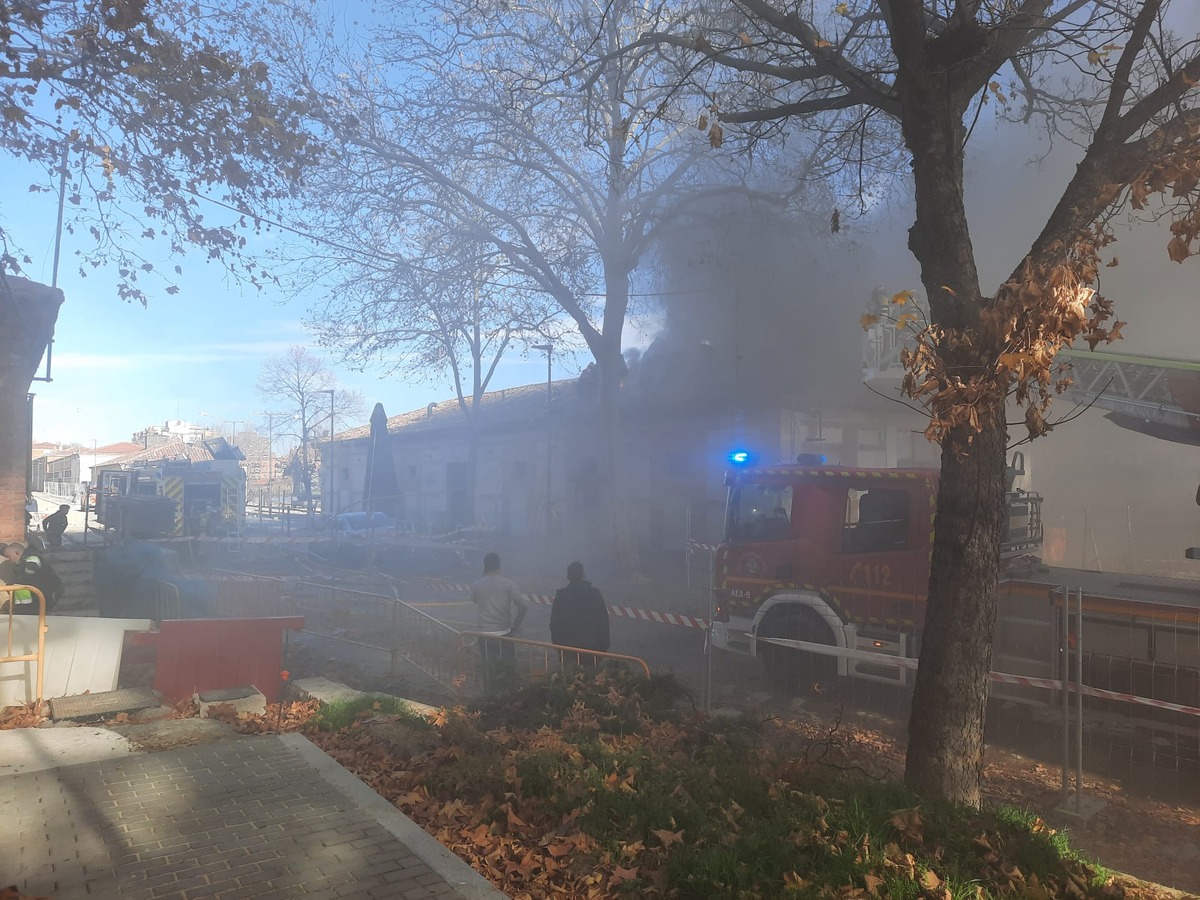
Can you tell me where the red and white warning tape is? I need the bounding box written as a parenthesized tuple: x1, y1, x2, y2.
(758, 636, 1200, 718)
(409, 578, 472, 593)
(149, 535, 327, 544)
(606, 606, 709, 629)
(408, 581, 710, 630)
(990, 671, 1200, 718)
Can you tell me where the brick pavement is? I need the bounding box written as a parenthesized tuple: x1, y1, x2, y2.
(1, 733, 505, 900)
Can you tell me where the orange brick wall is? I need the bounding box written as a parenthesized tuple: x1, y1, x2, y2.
(0, 277, 63, 543)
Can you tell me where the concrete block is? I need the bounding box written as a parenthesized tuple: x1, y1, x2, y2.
(50, 686, 160, 721)
(196, 686, 267, 717)
(290, 677, 368, 705)
(1051, 791, 1107, 826)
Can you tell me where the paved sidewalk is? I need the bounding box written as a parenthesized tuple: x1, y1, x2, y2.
(1, 731, 505, 899)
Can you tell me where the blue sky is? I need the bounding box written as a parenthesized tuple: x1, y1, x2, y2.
(5, 153, 590, 447)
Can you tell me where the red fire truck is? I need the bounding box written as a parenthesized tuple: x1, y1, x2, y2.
(709, 452, 1200, 722)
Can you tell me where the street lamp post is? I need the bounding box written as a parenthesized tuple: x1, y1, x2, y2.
(199, 412, 243, 448)
(531, 344, 553, 534)
(83, 438, 97, 545)
(254, 411, 280, 504)
(318, 390, 336, 517)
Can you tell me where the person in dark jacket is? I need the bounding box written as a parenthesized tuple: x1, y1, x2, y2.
(550, 561, 610, 666)
(42, 504, 70, 548)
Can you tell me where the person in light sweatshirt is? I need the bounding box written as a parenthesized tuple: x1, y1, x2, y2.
(469, 552, 529, 666)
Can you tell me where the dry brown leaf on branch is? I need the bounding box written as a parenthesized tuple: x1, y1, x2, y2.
(1167, 235, 1191, 262)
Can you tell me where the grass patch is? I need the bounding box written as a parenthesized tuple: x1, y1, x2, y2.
(307, 693, 431, 732)
(309, 672, 1118, 899)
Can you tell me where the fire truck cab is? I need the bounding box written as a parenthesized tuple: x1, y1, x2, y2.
(710, 452, 1043, 686)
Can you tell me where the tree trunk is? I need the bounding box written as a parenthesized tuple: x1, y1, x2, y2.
(466, 410, 480, 527)
(596, 236, 638, 570)
(598, 336, 637, 571)
(0, 277, 63, 543)
(904, 423, 1007, 806)
(893, 54, 1002, 806)
(301, 428, 314, 520)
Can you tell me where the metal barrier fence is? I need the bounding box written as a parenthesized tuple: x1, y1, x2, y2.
(186, 572, 655, 702)
(285, 579, 465, 694)
(207, 577, 291, 618)
(684, 540, 715, 592)
(1050, 585, 1200, 793)
(164, 567, 1199, 802)
(755, 582, 1200, 806)
(1, 585, 48, 703)
(151, 580, 181, 622)
(456, 632, 652, 697)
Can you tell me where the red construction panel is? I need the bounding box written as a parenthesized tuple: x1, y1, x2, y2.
(153, 617, 304, 703)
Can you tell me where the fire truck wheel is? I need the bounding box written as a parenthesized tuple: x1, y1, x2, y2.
(758, 606, 837, 692)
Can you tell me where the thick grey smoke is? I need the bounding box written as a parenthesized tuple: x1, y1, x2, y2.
(636, 118, 1198, 574)
(640, 196, 918, 413)
(960, 121, 1200, 573)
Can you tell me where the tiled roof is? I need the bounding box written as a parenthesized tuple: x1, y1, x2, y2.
(336, 380, 575, 442)
(109, 439, 215, 464)
(96, 441, 144, 454)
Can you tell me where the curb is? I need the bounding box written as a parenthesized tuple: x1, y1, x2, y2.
(280, 733, 507, 899)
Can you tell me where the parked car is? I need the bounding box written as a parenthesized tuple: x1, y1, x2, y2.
(327, 511, 398, 538)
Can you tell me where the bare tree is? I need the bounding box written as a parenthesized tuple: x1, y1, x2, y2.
(306, 218, 570, 523)
(644, 0, 1200, 805)
(0, 0, 312, 301)
(258, 0, 749, 564)
(0, 0, 315, 542)
(255, 346, 364, 519)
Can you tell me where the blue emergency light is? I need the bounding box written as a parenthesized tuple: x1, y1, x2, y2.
(727, 449, 755, 466)
(795, 452, 828, 465)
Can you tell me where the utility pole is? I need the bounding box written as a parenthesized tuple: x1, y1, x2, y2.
(199, 412, 243, 448)
(532, 344, 553, 535)
(254, 411, 278, 504)
(319, 389, 336, 518)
